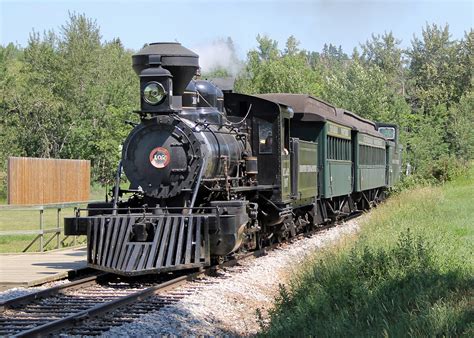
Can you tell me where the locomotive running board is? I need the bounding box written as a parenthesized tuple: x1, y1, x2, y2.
(86, 215, 210, 276)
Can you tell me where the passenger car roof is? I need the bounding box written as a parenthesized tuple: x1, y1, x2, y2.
(256, 93, 385, 138)
(336, 108, 385, 138)
(256, 94, 339, 124)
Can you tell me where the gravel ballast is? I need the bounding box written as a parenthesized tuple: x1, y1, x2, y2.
(108, 219, 361, 336)
(0, 279, 69, 302)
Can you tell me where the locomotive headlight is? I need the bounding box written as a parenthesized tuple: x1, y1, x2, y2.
(143, 82, 166, 105)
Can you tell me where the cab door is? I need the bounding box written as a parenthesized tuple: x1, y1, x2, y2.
(254, 116, 277, 185)
(281, 117, 291, 202)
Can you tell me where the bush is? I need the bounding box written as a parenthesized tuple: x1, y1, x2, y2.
(260, 229, 473, 337)
(0, 171, 6, 203)
(391, 173, 429, 194)
(394, 157, 470, 194)
(426, 155, 469, 183)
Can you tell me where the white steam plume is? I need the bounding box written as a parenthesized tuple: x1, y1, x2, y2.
(192, 39, 243, 77)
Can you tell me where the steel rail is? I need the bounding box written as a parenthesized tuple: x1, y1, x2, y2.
(13, 273, 196, 337)
(6, 211, 362, 337)
(0, 273, 108, 312)
(12, 251, 266, 337)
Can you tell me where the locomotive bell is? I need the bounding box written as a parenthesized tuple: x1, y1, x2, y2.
(133, 42, 199, 113)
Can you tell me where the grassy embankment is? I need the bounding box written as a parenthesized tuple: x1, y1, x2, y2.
(0, 185, 107, 253)
(261, 167, 473, 336)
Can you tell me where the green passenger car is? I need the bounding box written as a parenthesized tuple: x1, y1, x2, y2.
(322, 121, 353, 198)
(354, 132, 387, 191)
(377, 123, 402, 187)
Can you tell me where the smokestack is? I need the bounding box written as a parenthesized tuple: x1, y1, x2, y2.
(132, 42, 199, 96)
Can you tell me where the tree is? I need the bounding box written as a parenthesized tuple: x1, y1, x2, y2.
(256, 34, 279, 61)
(446, 91, 474, 160)
(321, 59, 410, 123)
(235, 35, 322, 96)
(11, 30, 67, 158)
(0, 13, 139, 188)
(0, 43, 26, 198)
(284, 35, 299, 56)
(361, 32, 402, 79)
(407, 24, 462, 112)
(455, 30, 473, 103)
(360, 32, 406, 95)
(321, 43, 348, 63)
(404, 24, 473, 178)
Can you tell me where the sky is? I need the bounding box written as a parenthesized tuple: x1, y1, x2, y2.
(1, 0, 473, 60)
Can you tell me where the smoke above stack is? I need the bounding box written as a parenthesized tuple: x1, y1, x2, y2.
(192, 38, 243, 77)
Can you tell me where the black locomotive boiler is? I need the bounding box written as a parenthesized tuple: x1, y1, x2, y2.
(65, 42, 402, 276)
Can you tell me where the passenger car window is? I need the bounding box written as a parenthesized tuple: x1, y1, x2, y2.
(378, 127, 396, 140)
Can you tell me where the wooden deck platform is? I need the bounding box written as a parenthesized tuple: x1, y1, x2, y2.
(0, 247, 87, 290)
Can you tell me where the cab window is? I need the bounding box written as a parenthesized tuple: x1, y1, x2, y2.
(258, 119, 273, 154)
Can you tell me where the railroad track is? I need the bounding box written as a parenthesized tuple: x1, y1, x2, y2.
(0, 213, 361, 336)
(0, 250, 264, 336)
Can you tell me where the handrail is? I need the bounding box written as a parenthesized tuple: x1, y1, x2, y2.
(0, 203, 220, 253)
(0, 228, 61, 236)
(0, 202, 93, 252)
(74, 205, 221, 217)
(0, 200, 102, 211)
(77, 206, 220, 211)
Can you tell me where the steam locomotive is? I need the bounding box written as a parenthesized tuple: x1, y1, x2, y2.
(65, 42, 402, 275)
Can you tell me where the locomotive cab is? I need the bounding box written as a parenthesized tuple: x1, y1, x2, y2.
(224, 93, 295, 204)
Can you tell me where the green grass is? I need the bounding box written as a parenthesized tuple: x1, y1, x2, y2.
(0, 182, 130, 252)
(89, 183, 110, 201)
(0, 205, 89, 253)
(0, 207, 78, 231)
(0, 234, 86, 253)
(260, 167, 474, 337)
(0, 183, 109, 252)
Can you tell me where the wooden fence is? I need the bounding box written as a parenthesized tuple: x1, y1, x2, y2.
(7, 157, 90, 205)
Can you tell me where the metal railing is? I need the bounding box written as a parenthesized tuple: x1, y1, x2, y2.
(0, 201, 98, 252)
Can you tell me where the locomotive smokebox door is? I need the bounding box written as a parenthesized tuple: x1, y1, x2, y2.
(121, 115, 202, 199)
